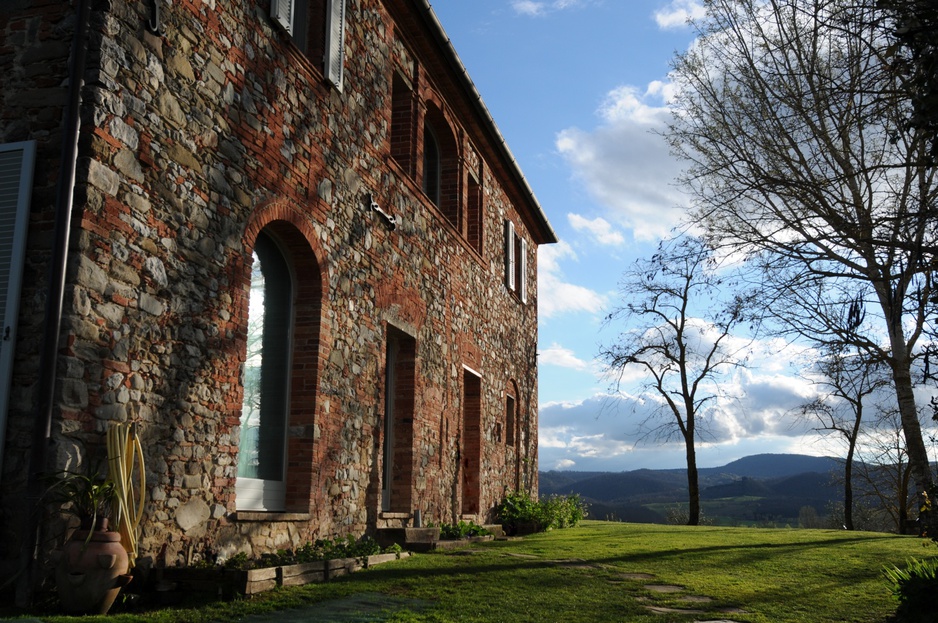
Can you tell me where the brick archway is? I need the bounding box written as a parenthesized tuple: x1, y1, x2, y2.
(236, 199, 330, 513)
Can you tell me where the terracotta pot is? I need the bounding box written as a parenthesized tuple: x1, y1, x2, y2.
(56, 520, 131, 614)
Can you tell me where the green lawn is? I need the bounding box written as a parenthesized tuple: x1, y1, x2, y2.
(7, 521, 933, 623)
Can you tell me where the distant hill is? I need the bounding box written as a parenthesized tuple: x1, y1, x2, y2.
(539, 453, 844, 527)
(712, 454, 842, 479)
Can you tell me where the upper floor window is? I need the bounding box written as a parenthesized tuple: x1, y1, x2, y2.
(271, 0, 345, 91)
(423, 123, 441, 206)
(504, 220, 527, 303)
(390, 72, 415, 174)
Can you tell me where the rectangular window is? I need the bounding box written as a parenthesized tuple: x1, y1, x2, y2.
(390, 72, 415, 174)
(467, 176, 482, 254)
(271, 0, 344, 91)
(505, 394, 516, 447)
(504, 219, 526, 303)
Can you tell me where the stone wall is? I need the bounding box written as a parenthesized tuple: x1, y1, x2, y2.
(0, 0, 547, 575)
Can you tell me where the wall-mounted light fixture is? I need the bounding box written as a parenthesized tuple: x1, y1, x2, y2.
(366, 192, 397, 231)
(147, 0, 166, 35)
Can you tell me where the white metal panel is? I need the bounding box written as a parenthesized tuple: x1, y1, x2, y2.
(504, 220, 515, 291)
(271, 0, 295, 35)
(325, 0, 346, 91)
(519, 236, 528, 304)
(0, 140, 36, 487)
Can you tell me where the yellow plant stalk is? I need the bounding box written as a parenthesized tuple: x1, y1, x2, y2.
(106, 422, 145, 569)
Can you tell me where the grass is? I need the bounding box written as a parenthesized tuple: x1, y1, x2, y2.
(5, 521, 934, 623)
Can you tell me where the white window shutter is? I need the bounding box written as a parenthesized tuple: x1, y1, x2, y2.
(519, 236, 528, 304)
(325, 0, 346, 91)
(504, 220, 515, 291)
(271, 0, 295, 35)
(0, 141, 36, 473)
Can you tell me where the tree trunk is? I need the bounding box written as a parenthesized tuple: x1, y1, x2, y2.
(685, 434, 700, 526)
(888, 337, 933, 503)
(843, 443, 855, 530)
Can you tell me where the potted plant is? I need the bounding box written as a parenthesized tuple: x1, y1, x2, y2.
(45, 470, 132, 614)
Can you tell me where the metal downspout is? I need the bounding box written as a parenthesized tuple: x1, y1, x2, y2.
(15, 0, 92, 606)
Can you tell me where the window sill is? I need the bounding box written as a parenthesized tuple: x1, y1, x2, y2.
(232, 511, 311, 522)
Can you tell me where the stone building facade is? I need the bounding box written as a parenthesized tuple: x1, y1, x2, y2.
(0, 0, 556, 581)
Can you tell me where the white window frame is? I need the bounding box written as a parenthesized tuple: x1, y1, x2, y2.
(235, 234, 295, 512)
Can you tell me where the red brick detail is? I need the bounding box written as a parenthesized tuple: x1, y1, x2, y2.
(241, 200, 329, 513)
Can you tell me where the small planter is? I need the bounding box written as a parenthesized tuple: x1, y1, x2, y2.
(279, 561, 327, 587)
(504, 521, 541, 536)
(365, 552, 408, 567)
(226, 566, 278, 595)
(325, 556, 363, 580)
(162, 551, 408, 597)
(55, 522, 131, 615)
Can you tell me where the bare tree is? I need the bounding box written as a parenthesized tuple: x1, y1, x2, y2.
(800, 347, 891, 529)
(878, 0, 938, 160)
(854, 408, 918, 532)
(601, 236, 748, 525)
(667, 0, 938, 499)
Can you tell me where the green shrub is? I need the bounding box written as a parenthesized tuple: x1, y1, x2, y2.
(495, 491, 587, 534)
(437, 520, 491, 539)
(884, 557, 938, 622)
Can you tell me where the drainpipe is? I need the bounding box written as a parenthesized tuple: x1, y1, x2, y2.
(15, 0, 92, 606)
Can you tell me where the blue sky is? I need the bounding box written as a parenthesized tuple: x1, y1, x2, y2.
(428, 0, 883, 472)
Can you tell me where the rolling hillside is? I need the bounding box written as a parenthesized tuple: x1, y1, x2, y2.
(539, 453, 844, 526)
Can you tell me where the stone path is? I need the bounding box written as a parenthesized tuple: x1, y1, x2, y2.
(623, 573, 746, 623)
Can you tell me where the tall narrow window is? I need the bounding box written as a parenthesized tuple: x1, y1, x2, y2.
(504, 220, 527, 303)
(382, 327, 416, 513)
(461, 368, 482, 515)
(423, 123, 441, 206)
(505, 393, 516, 447)
(467, 176, 482, 253)
(390, 72, 415, 174)
(237, 232, 293, 511)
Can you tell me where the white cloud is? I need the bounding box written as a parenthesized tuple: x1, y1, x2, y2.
(539, 343, 592, 371)
(654, 0, 706, 30)
(536, 332, 837, 471)
(511, 0, 584, 17)
(537, 241, 607, 319)
(556, 82, 689, 241)
(567, 213, 625, 246)
(553, 459, 577, 470)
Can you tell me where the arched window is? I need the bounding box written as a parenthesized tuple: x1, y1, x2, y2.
(423, 122, 441, 206)
(237, 231, 294, 511)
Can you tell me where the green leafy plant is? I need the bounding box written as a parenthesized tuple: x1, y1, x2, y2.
(436, 520, 491, 540)
(495, 491, 587, 534)
(884, 557, 938, 622)
(43, 470, 117, 531)
(221, 535, 384, 570)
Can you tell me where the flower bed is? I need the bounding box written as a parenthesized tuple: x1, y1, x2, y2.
(164, 552, 410, 597)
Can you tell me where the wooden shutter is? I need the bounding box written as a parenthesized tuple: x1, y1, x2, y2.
(325, 0, 346, 91)
(0, 141, 36, 474)
(271, 0, 295, 35)
(519, 236, 528, 304)
(504, 220, 515, 291)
